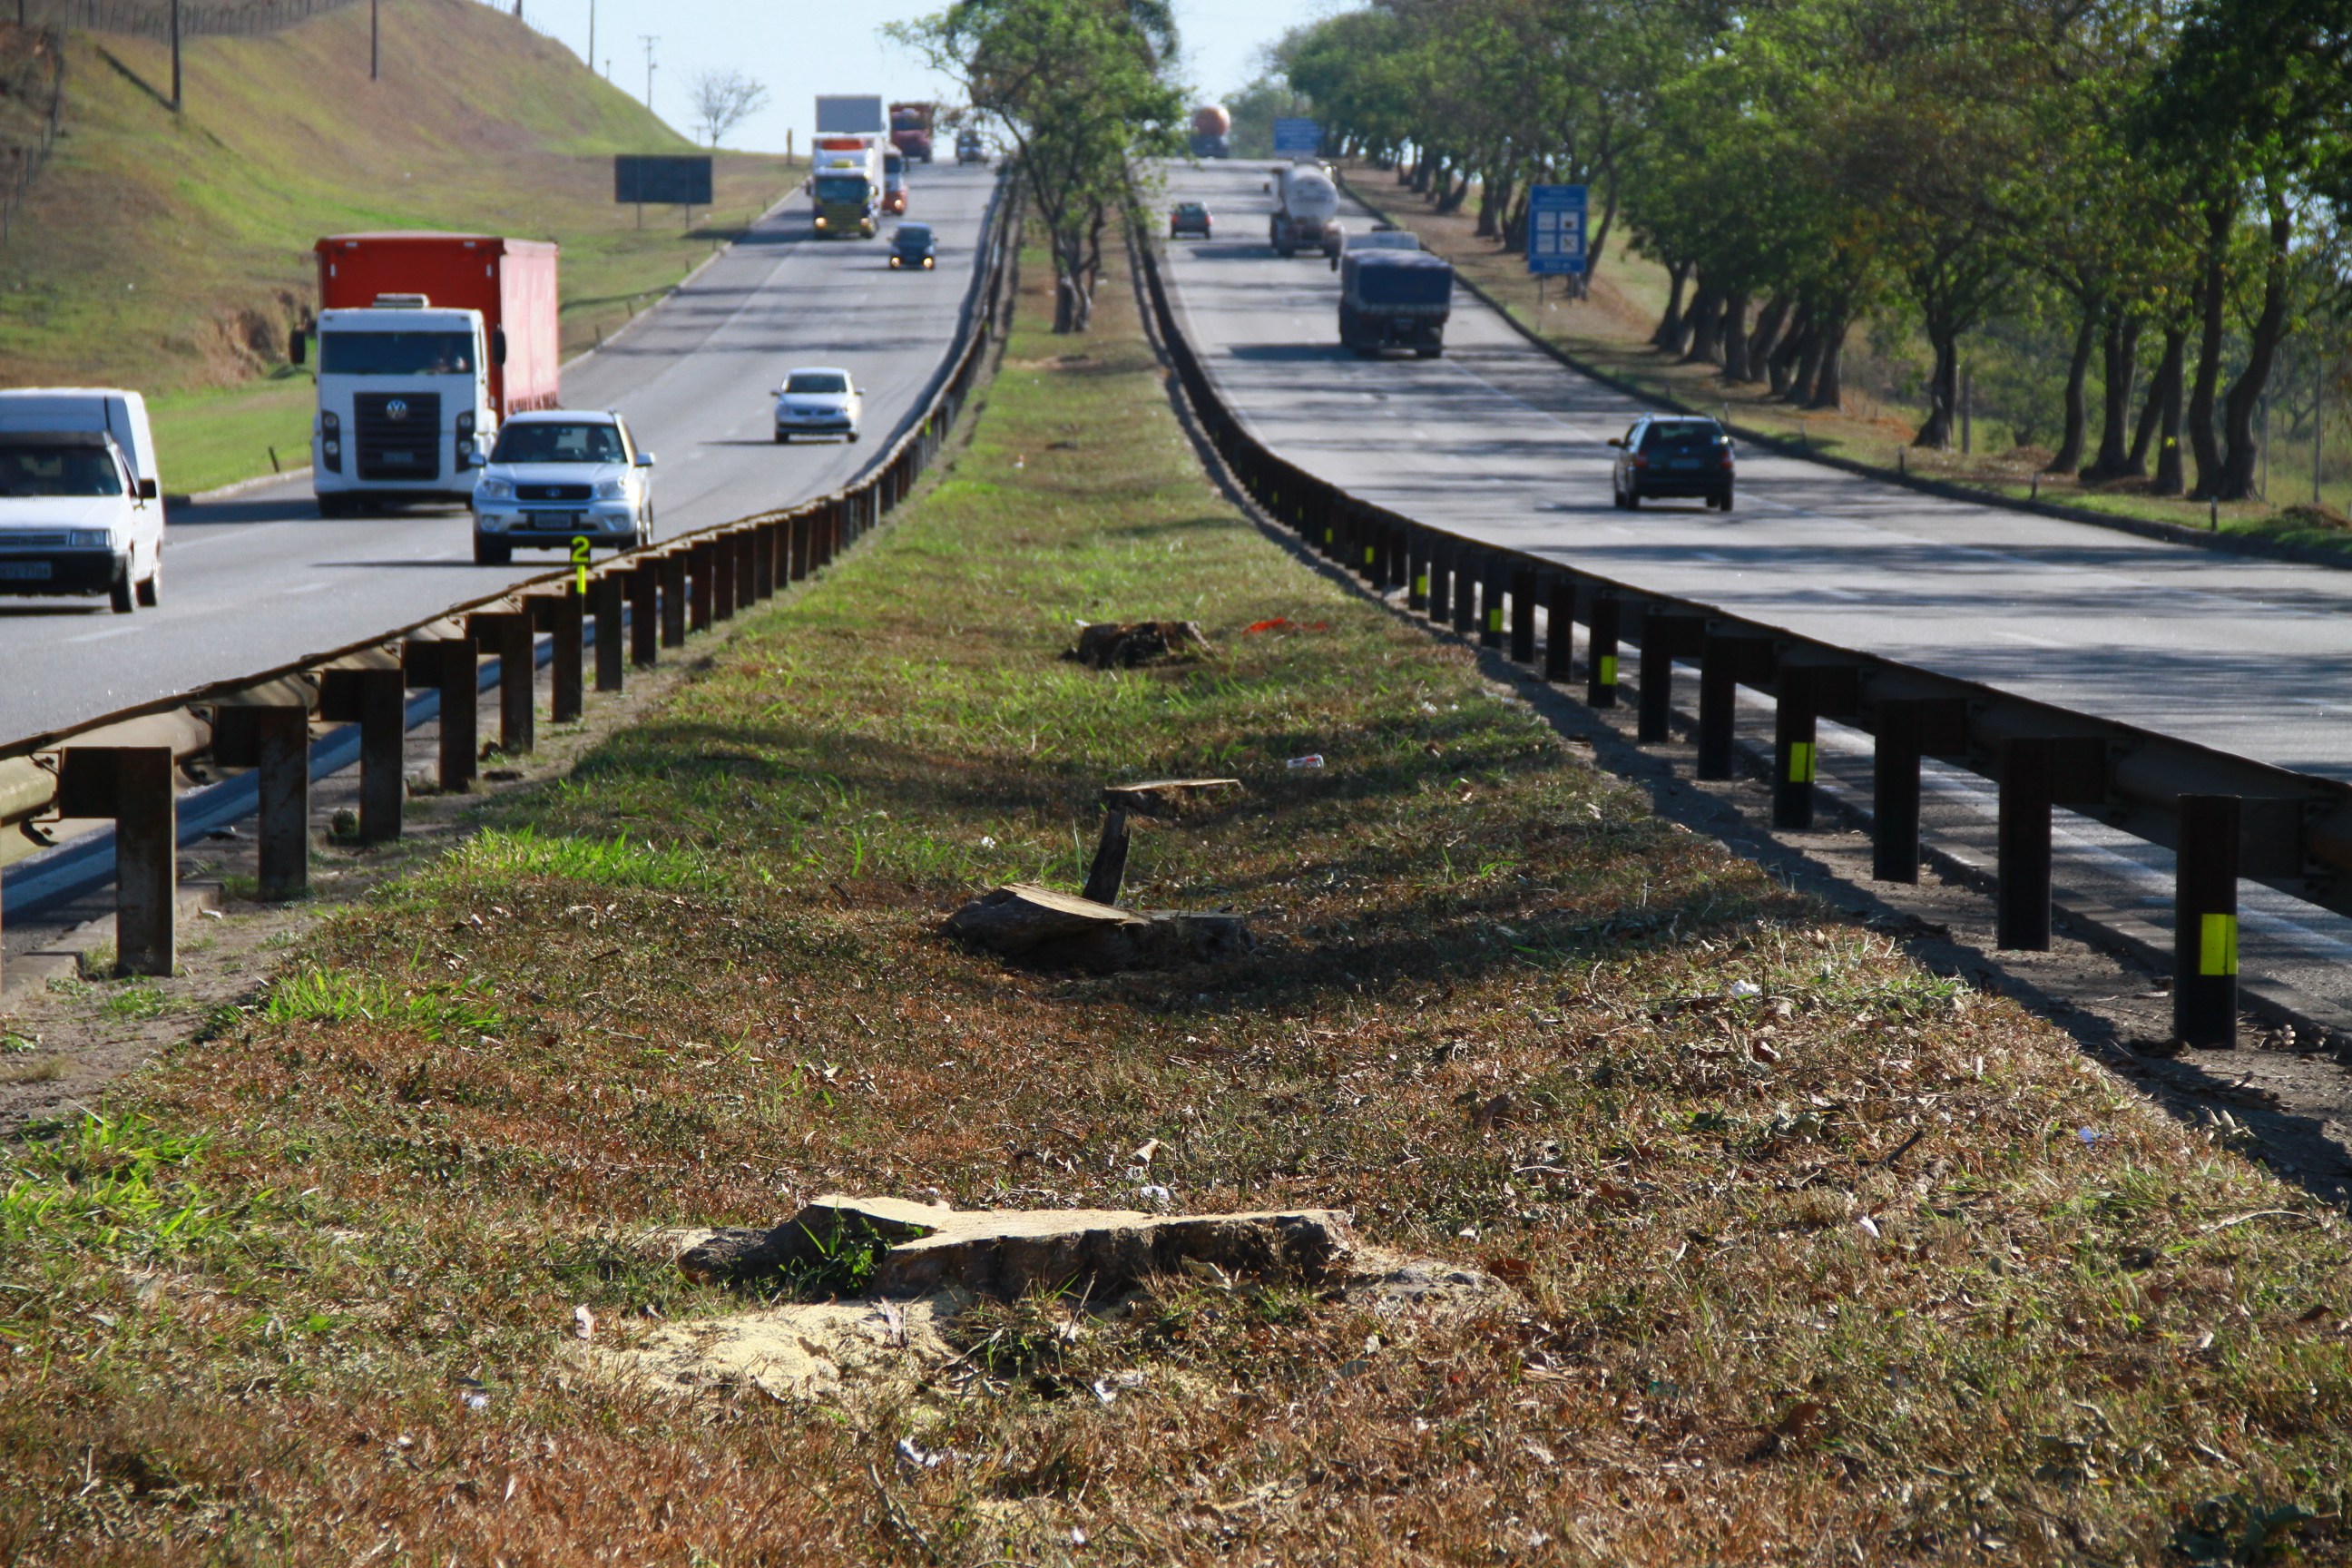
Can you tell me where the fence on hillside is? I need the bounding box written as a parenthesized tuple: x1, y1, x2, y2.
(6, 0, 358, 37)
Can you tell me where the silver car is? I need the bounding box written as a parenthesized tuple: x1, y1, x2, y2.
(772, 368, 864, 444)
(470, 409, 654, 565)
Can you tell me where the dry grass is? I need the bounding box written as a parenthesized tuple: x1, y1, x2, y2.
(0, 233, 2347, 1566)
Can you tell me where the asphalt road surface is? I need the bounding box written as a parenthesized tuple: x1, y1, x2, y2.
(1156, 160, 2352, 1025)
(0, 165, 1001, 741)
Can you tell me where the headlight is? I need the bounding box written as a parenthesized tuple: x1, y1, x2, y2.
(475, 478, 514, 501)
(593, 479, 627, 501)
(69, 529, 111, 548)
(322, 439, 341, 456)
(814, 216, 828, 230)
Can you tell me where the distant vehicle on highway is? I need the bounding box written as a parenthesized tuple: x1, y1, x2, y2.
(1331, 224, 1419, 271)
(890, 102, 936, 163)
(1266, 162, 1342, 260)
(1609, 416, 1736, 511)
(888, 224, 936, 270)
(1338, 250, 1452, 358)
(809, 136, 884, 238)
(468, 409, 654, 565)
(773, 368, 863, 444)
(1190, 104, 1231, 160)
(301, 232, 560, 517)
(956, 128, 987, 164)
(0, 429, 163, 612)
(883, 148, 910, 215)
(1170, 201, 1213, 240)
(0, 388, 163, 612)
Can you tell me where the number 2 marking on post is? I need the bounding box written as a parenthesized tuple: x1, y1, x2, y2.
(572, 535, 591, 595)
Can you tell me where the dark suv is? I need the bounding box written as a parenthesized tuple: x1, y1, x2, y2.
(1170, 201, 1212, 240)
(1609, 416, 1735, 510)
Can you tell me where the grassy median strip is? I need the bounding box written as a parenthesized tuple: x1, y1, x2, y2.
(2, 239, 2347, 1564)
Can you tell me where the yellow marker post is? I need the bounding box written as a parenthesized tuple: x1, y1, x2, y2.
(2199, 913, 2238, 977)
(1597, 655, 1617, 687)
(1788, 741, 1816, 783)
(572, 535, 591, 597)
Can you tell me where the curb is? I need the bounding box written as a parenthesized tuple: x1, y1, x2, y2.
(1332, 170, 2352, 576)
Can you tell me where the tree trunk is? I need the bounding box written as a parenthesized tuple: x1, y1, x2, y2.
(2131, 325, 2182, 479)
(1585, 168, 1619, 283)
(1436, 171, 1471, 214)
(2085, 312, 2141, 480)
(1503, 187, 1531, 251)
(1769, 307, 1811, 398)
(2215, 194, 2294, 502)
(1681, 287, 1723, 368)
(1412, 157, 1435, 195)
(1746, 296, 1790, 382)
(1807, 316, 1850, 411)
(1652, 260, 1691, 352)
(1914, 330, 1958, 446)
(2048, 294, 2101, 473)
(1720, 294, 1752, 382)
(2186, 192, 2231, 498)
(2151, 326, 2189, 495)
(1792, 316, 1828, 405)
(1474, 176, 1500, 239)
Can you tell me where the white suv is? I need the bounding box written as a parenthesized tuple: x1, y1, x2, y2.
(470, 409, 654, 566)
(0, 429, 164, 613)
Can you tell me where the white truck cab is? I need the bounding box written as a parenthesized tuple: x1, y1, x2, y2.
(0, 387, 165, 614)
(309, 296, 495, 514)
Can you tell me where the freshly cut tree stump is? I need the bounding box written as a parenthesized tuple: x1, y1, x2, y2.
(1102, 776, 1244, 822)
(1068, 620, 1210, 670)
(944, 883, 1250, 971)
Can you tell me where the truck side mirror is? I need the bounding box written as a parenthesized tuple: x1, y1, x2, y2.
(138, 478, 160, 501)
(289, 328, 307, 366)
(1606, 437, 1624, 447)
(491, 328, 508, 368)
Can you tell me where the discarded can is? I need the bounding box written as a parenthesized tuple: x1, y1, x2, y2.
(1287, 754, 1325, 769)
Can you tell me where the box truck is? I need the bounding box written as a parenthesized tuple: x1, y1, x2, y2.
(301, 233, 560, 515)
(809, 136, 884, 237)
(0, 388, 164, 612)
(1338, 250, 1453, 358)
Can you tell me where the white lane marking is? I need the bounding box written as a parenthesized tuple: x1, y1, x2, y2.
(65, 622, 144, 643)
(1814, 586, 1863, 599)
(1690, 551, 1732, 563)
(280, 580, 334, 595)
(1993, 630, 2066, 648)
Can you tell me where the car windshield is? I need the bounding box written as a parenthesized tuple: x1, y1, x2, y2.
(814, 174, 868, 202)
(787, 372, 849, 395)
(319, 330, 475, 376)
(1177, 204, 1204, 217)
(490, 422, 625, 464)
(897, 227, 933, 246)
(1642, 422, 1724, 452)
(0, 445, 122, 497)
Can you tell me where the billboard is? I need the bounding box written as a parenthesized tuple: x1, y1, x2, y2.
(1526, 183, 1588, 277)
(1272, 117, 1320, 157)
(614, 155, 713, 206)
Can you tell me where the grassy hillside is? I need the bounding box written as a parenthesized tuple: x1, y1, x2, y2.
(0, 0, 799, 490)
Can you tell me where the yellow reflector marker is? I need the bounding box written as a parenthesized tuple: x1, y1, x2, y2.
(1597, 655, 1617, 686)
(1487, 608, 1503, 632)
(1788, 741, 1815, 783)
(1415, 573, 1429, 597)
(2199, 913, 2239, 977)
(1364, 545, 1376, 566)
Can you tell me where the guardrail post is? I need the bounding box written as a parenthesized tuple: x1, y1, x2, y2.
(1407, 531, 1431, 612)
(1995, 736, 2105, 950)
(414, 634, 478, 793)
(1452, 549, 1480, 636)
(56, 746, 174, 977)
(711, 533, 738, 622)
(1771, 665, 1857, 830)
(1586, 593, 1621, 709)
(1481, 558, 1509, 650)
(2174, 794, 2239, 1048)
(593, 576, 625, 692)
(790, 514, 811, 581)
(1509, 567, 1536, 663)
(1425, 541, 1450, 623)
(319, 663, 405, 844)
(1638, 612, 1701, 742)
(1698, 634, 1772, 780)
(1357, 513, 1379, 583)
(688, 540, 715, 632)
(213, 703, 311, 897)
(1869, 696, 1968, 882)
(737, 527, 760, 605)
(625, 563, 659, 668)
(1543, 573, 1574, 683)
(658, 552, 688, 648)
(753, 520, 779, 600)
(531, 593, 584, 723)
(470, 610, 534, 758)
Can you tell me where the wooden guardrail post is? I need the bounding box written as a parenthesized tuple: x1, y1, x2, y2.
(1481, 557, 1509, 650)
(737, 526, 760, 606)
(659, 551, 689, 648)
(1406, 530, 1431, 612)
(56, 746, 174, 976)
(1639, 612, 1703, 742)
(1698, 633, 1774, 780)
(1772, 664, 1859, 829)
(319, 662, 406, 844)
(626, 561, 660, 668)
(211, 702, 310, 896)
(1869, 697, 1969, 883)
(469, 609, 535, 758)
(1543, 573, 1576, 683)
(2173, 794, 2240, 1048)
(529, 592, 585, 724)
(592, 575, 626, 692)
(789, 514, 811, 582)
(1995, 736, 2106, 950)
(1585, 593, 1621, 709)
(688, 540, 716, 632)
(710, 533, 738, 622)
(1451, 549, 1480, 637)
(1424, 539, 1449, 623)
(1508, 566, 1536, 663)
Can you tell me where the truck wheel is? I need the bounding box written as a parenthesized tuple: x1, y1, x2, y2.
(110, 570, 136, 614)
(136, 554, 162, 607)
(317, 494, 344, 519)
(1719, 487, 1736, 513)
(775, 432, 790, 445)
(1416, 346, 1442, 358)
(474, 536, 511, 566)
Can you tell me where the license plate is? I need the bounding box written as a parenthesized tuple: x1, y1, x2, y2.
(0, 561, 54, 581)
(526, 512, 583, 530)
(1671, 459, 1700, 471)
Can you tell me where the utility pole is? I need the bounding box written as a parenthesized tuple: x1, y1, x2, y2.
(370, 0, 378, 81)
(169, 0, 181, 111)
(638, 34, 657, 113)
(585, 0, 593, 82)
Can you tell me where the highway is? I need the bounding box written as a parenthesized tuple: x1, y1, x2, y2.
(0, 165, 1001, 742)
(1154, 161, 2352, 1020)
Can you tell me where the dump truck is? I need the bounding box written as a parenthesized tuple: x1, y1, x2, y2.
(889, 102, 936, 163)
(1268, 162, 1341, 259)
(302, 233, 559, 514)
(809, 136, 884, 237)
(1338, 250, 1453, 358)
(1189, 103, 1230, 160)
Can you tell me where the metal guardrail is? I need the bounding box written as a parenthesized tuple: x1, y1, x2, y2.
(0, 176, 1014, 987)
(1134, 230, 2344, 1050)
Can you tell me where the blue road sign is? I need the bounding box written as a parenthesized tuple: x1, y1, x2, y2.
(1526, 184, 1588, 277)
(1272, 118, 1320, 157)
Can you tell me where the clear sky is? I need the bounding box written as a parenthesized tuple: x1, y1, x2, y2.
(514, 0, 1339, 153)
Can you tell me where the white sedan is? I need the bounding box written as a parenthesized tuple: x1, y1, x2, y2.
(772, 368, 863, 444)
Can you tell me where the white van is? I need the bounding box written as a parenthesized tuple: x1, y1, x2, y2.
(0, 388, 166, 612)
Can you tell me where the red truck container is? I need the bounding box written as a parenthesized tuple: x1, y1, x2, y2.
(889, 102, 936, 163)
(312, 232, 561, 416)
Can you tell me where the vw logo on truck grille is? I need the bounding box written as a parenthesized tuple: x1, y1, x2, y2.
(386, 398, 410, 421)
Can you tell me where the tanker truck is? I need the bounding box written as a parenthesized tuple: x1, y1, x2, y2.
(1268, 162, 1342, 260)
(1189, 103, 1230, 160)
